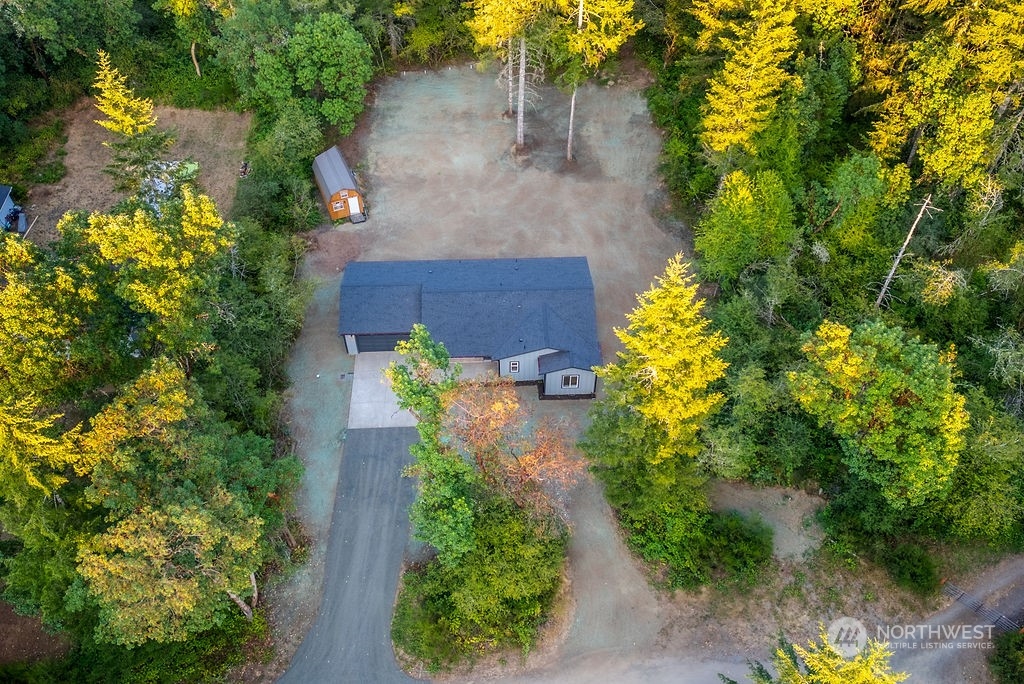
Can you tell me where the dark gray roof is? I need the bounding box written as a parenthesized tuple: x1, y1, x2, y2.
(339, 257, 601, 371)
(0, 185, 12, 207)
(312, 146, 358, 195)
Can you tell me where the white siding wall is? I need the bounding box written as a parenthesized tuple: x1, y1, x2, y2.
(543, 368, 597, 396)
(498, 348, 557, 382)
(344, 334, 358, 355)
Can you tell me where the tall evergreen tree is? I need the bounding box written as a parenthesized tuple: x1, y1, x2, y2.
(695, 0, 799, 169)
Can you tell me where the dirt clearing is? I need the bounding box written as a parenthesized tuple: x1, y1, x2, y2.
(356, 64, 684, 359)
(24, 98, 251, 244)
(710, 481, 825, 561)
(266, 61, 982, 684)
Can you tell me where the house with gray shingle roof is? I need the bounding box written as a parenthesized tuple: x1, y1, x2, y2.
(338, 257, 601, 397)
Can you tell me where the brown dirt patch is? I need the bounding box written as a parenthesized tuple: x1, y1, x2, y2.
(0, 601, 71, 665)
(299, 228, 363, 278)
(710, 481, 825, 561)
(23, 98, 251, 245)
(656, 551, 939, 662)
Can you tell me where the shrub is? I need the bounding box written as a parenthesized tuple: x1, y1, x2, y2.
(704, 510, 774, 578)
(0, 119, 67, 195)
(623, 503, 712, 587)
(391, 568, 466, 672)
(991, 631, 1024, 684)
(391, 498, 566, 669)
(880, 543, 939, 594)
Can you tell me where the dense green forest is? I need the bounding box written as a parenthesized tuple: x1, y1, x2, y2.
(2, 0, 1024, 679)
(596, 0, 1024, 584)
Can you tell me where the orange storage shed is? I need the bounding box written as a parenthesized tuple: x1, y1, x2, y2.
(312, 146, 366, 223)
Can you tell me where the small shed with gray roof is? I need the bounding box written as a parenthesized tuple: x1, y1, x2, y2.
(338, 257, 601, 397)
(313, 146, 366, 223)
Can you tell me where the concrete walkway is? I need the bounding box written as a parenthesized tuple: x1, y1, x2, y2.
(348, 352, 417, 429)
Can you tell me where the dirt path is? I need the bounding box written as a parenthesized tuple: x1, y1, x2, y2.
(890, 555, 1024, 682)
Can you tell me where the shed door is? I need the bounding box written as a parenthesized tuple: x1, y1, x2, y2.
(354, 334, 408, 353)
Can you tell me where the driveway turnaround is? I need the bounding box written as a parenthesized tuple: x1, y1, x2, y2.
(279, 427, 418, 684)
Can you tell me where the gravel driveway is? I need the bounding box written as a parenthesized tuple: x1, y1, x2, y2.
(279, 428, 418, 684)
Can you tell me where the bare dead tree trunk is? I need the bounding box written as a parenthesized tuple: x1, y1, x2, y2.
(567, 87, 578, 161)
(566, 0, 585, 161)
(191, 42, 201, 78)
(387, 16, 400, 59)
(516, 35, 527, 150)
(249, 572, 259, 609)
(875, 194, 933, 309)
(991, 105, 1024, 173)
(227, 590, 254, 621)
(506, 38, 515, 117)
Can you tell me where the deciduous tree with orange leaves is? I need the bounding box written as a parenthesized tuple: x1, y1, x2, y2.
(442, 374, 585, 516)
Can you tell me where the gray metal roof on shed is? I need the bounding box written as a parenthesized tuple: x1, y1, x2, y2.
(0, 185, 12, 207)
(313, 146, 359, 195)
(339, 257, 601, 371)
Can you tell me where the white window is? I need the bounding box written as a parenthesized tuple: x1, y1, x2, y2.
(509, 360, 520, 373)
(562, 374, 580, 389)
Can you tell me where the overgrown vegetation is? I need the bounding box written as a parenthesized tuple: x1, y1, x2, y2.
(387, 326, 582, 670)
(620, 0, 1024, 594)
(0, 35, 311, 681)
(991, 630, 1024, 684)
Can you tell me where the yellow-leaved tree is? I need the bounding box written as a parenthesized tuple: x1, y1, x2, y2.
(61, 187, 232, 362)
(92, 51, 174, 192)
(467, 0, 554, 150)
(723, 628, 908, 683)
(72, 358, 282, 645)
(694, 0, 799, 170)
(598, 253, 729, 467)
(559, 0, 642, 159)
(581, 254, 731, 586)
(789, 319, 969, 509)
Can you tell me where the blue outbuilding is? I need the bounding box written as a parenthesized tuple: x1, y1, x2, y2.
(0, 185, 26, 234)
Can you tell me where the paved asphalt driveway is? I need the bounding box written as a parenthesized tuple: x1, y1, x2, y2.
(280, 427, 418, 683)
